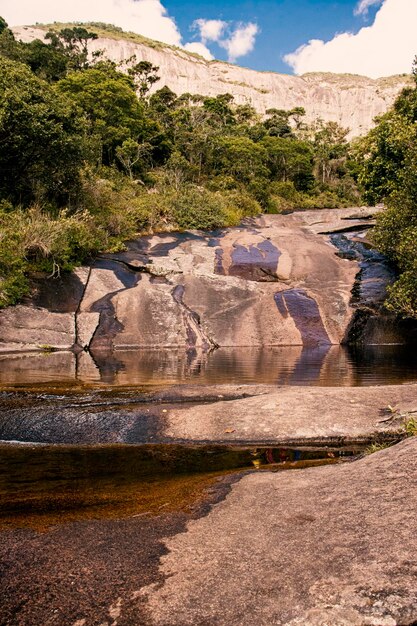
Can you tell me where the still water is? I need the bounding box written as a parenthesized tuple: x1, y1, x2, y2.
(1, 344, 417, 388)
(0, 443, 362, 529)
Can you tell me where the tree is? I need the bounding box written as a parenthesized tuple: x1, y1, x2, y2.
(0, 58, 87, 205)
(262, 107, 305, 138)
(356, 94, 417, 204)
(0, 16, 8, 34)
(235, 103, 258, 125)
(213, 136, 267, 183)
(203, 94, 235, 127)
(56, 66, 148, 163)
(21, 39, 69, 82)
(260, 136, 314, 190)
(0, 21, 69, 82)
(306, 120, 350, 185)
(356, 58, 417, 317)
(116, 138, 152, 180)
(127, 58, 160, 98)
(371, 145, 417, 317)
(0, 21, 22, 62)
(45, 27, 99, 70)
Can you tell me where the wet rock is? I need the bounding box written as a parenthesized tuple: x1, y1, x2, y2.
(330, 229, 417, 345)
(1, 382, 416, 445)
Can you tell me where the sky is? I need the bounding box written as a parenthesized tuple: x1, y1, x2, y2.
(1, 0, 416, 78)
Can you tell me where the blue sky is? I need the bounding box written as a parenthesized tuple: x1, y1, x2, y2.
(168, 0, 370, 72)
(2, 0, 416, 78)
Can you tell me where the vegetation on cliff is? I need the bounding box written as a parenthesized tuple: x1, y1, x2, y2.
(0, 19, 360, 307)
(356, 59, 417, 317)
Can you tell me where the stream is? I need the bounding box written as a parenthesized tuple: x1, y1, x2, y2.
(1, 344, 417, 388)
(1, 217, 417, 530)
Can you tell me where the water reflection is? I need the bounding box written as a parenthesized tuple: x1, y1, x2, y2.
(1, 344, 417, 388)
(0, 443, 358, 529)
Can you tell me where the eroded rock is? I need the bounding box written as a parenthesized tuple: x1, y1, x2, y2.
(0, 209, 366, 353)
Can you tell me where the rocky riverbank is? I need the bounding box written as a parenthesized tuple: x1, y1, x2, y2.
(1, 207, 417, 625)
(1, 382, 416, 445)
(1, 436, 417, 625)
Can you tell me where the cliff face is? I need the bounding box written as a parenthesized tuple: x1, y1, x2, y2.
(13, 25, 412, 138)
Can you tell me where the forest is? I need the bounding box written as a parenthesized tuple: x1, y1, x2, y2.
(0, 18, 415, 317)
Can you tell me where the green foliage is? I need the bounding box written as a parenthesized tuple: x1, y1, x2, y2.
(356, 62, 417, 317)
(365, 442, 392, 455)
(127, 58, 160, 98)
(45, 26, 99, 70)
(304, 120, 350, 186)
(0, 27, 69, 82)
(213, 136, 267, 183)
(0, 20, 361, 307)
(404, 416, 417, 437)
(260, 136, 315, 190)
(172, 186, 259, 230)
(356, 111, 417, 205)
(0, 57, 87, 205)
(0, 204, 105, 305)
(56, 66, 149, 162)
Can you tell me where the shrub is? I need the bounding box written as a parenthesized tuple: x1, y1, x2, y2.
(172, 187, 232, 230)
(0, 204, 106, 306)
(171, 186, 261, 231)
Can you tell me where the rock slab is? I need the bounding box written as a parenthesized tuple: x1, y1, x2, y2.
(142, 437, 417, 626)
(0, 209, 367, 353)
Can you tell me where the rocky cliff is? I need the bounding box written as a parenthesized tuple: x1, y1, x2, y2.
(13, 25, 412, 138)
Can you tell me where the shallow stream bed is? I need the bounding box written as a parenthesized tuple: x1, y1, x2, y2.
(0, 441, 367, 531)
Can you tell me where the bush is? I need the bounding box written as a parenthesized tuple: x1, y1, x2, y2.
(0, 205, 106, 306)
(172, 187, 236, 230)
(269, 181, 299, 201)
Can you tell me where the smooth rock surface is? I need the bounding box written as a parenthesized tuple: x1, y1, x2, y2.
(0, 383, 415, 445)
(162, 383, 417, 444)
(142, 437, 417, 626)
(0, 305, 76, 352)
(0, 209, 368, 353)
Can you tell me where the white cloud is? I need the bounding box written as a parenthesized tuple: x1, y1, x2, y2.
(190, 18, 258, 62)
(192, 19, 227, 43)
(2, 0, 259, 64)
(284, 0, 417, 78)
(183, 42, 214, 60)
(220, 22, 259, 63)
(354, 0, 383, 16)
(1, 0, 182, 46)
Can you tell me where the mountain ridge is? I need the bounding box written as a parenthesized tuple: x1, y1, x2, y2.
(13, 23, 412, 137)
